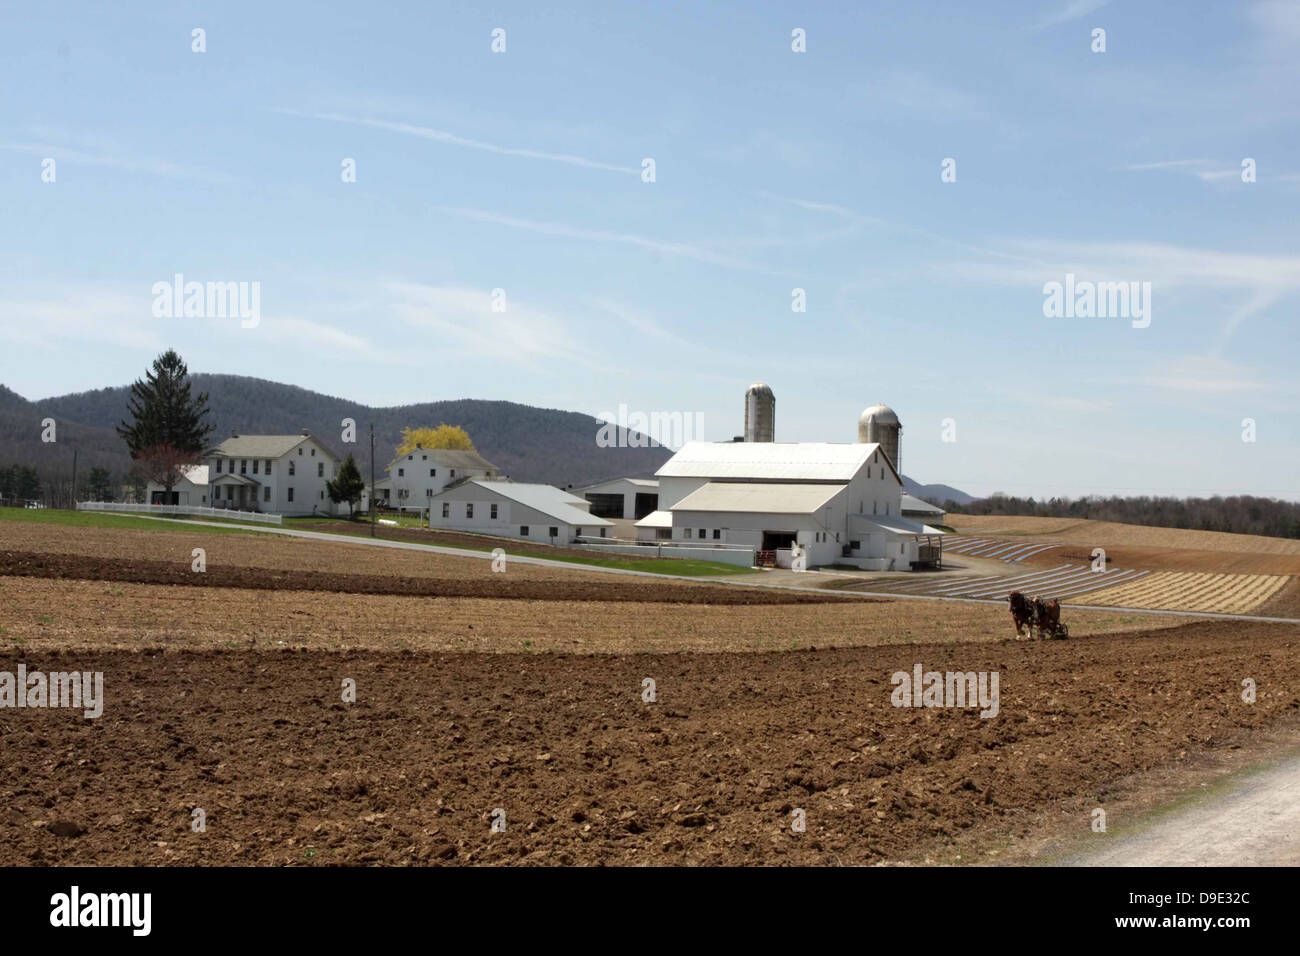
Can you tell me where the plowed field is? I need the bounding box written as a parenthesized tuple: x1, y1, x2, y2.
(2, 620, 1296, 866)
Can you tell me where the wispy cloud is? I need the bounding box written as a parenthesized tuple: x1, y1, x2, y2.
(953, 238, 1300, 347)
(435, 207, 759, 270)
(0, 141, 237, 185)
(1031, 0, 1112, 31)
(383, 282, 599, 369)
(1124, 159, 1245, 182)
(273, 108, 638, 175)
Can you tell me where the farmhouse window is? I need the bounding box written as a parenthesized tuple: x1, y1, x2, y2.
(398, 468, 404, 477)
(298, 449, 302, 455)
(490, 504, 498, 519)
(426, 489, 432, 497)
(215, 459, 222, 473)
(264, 487, 270, 502)
(252, 460, 258, 474)
(289, 462, 295, 476)
(288, 488, 294, 502)
(450, 469, 456, 477)
(699, 529, 706, 539)
(520, 526, 529, 536)
(867, 467, 871, 478)
(681, 528, 690, 538)
(240, 460, 247, 474)
(429, 469, 435, 477)
(317, 463, 324, 477)
(311, 449, 315, 456)
(265, 460, 272, 473)
(320, 490, 325, 500)
(442, 503, 449, 518)
(549, 527, 558, 538)
(712, 529, 720, 539)
(466, 504, 474, 518)
(873, 501, 877, 515)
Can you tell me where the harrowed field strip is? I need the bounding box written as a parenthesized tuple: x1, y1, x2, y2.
(97, 513, 1300, 622)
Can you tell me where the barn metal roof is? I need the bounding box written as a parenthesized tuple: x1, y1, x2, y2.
(462, 480, 612, 526)
(633, 509, 673, 528)
(672, 481, 847, 514)
(656, 441, 880, 481)
(852, 514, 934, 536)
(900, 493, 944, 515)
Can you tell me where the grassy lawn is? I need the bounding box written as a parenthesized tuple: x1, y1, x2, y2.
(279, 517, 757, 577)
(0, 508, 266, 535)
(3, 507, 755, 577)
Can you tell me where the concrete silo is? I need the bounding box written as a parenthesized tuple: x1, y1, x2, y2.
(744, 383, 775, 442)
(858, 404, 902, 475)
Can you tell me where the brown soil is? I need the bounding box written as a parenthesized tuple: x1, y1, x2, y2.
(2, 619, 1296, 866)
(0, 521, 626, 583)
(0, 549, 845, 606)
(1020, 541, 1300, 575)
(0, 577, 1191, 655)
(949, 514, 1300, 558)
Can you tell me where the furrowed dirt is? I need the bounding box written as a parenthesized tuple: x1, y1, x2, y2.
(1, 619, 1296, 866)
(0, 550, 850, 605)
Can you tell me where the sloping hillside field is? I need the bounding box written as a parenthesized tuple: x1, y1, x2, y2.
(1, 516, 1298, 866)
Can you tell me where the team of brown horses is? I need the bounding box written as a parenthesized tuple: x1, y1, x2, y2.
(1008, 591, 1068, 640)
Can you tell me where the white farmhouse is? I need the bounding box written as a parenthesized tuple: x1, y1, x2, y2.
(428, 480, 613, 544)
(372, 446, 501, 513)
(205, 430, 346, 516)
(640, 440, 940, 570)
(146, 464, 209, 506)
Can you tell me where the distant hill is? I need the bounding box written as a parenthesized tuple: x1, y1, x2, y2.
(3, 375, 673, 490)
(903, 478, 975, 506)
(4, 375, 977, 503)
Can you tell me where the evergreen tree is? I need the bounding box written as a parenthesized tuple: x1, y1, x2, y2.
(327, 454, 366, 518)
(116, 350, 213, 496)
(86, 466, 114, 502)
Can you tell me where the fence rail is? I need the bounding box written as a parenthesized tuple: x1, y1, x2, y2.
(76, 501, 283, 525)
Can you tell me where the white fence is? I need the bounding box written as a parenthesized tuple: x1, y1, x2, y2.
(76, 501, 283, 525)
(573, 536, 756, 567)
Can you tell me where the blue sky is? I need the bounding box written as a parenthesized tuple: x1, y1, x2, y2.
(2, 0, 1297, 499)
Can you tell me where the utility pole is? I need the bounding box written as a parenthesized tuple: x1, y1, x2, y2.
(370, 423, 376, 537)
(70, 447, 78, 511)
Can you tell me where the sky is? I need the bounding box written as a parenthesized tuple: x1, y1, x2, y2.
(1, 0, 1297, 500)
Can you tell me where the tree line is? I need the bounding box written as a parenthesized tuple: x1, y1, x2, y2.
(940, 493, 1300, 540)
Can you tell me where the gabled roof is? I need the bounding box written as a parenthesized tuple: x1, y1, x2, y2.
(181, 464, 209, 485)
(453, 480, 612, 526)
(575, 476, 660, 493)
(388, 448, 499, 472)
(656, 441, 888, 482)
(671, 481, 846, 514)
(901, 493, 944, 515)
(210, 434, 320, 459)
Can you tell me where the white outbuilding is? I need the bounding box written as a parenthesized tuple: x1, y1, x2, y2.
(427, 480, 613, 545)
(574, 476, 659, 520)
(146, 464, 210, 506)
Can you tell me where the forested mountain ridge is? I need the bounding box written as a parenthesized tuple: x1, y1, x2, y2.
(2, 375, 673, 491)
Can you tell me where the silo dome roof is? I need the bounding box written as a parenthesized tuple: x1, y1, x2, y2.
(859, 403, 900, 426)
(747, 382, 774, 396)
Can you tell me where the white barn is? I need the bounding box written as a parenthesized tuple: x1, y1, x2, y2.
(574, 477, 659, 520)
(428, 480, 613, 545)
(640, 441, 940, 570)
